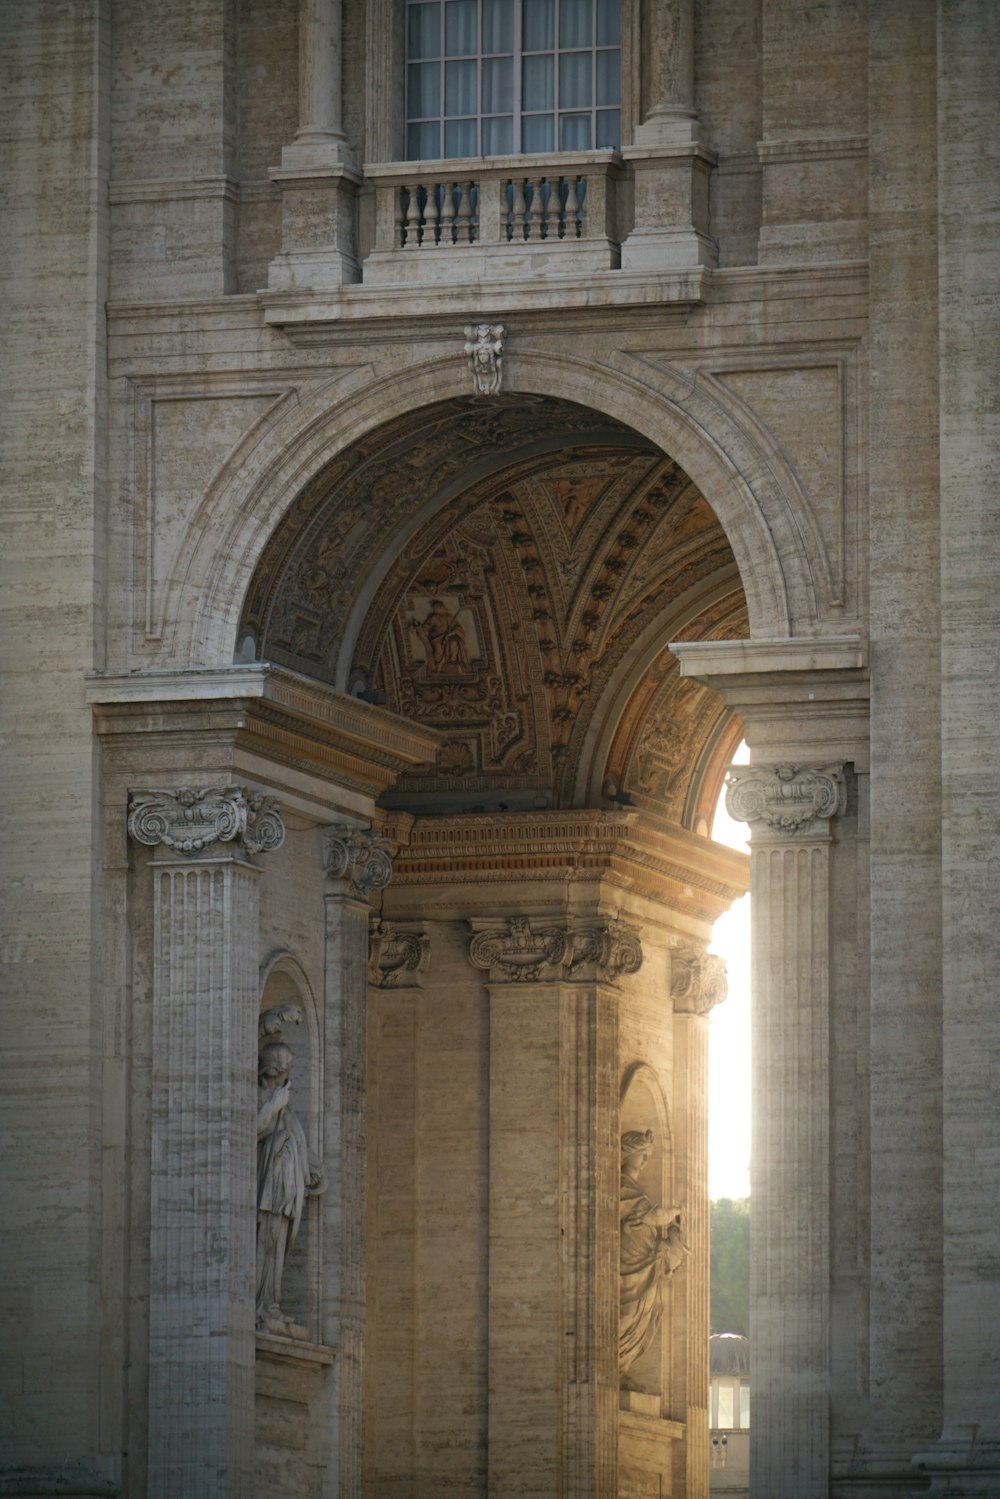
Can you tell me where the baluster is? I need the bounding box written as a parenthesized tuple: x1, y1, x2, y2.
(512, 178, 528, 241)
(455, 181, 472, 244)
(538, 178, 551, 240)
(404, 183, 423, 247)
(425, 182, 442, 246)
(394, 186, 406, 248)
(565, 175, 583, 239)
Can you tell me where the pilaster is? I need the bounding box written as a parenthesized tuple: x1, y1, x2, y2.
(127, 786, 285, 1499)
(320, 825, 392, 1498)
(727, 763, 847, 1499)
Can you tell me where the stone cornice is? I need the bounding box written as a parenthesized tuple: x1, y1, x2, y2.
(386, 808, 748, 923)
(89, 664, 441, 798)
(127, 785, 285, 856)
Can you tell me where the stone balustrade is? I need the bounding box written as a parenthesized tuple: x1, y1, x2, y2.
(364, 153, 624, 282)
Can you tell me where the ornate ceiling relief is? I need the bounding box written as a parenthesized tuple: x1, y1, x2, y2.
(243, 394, 750, 821)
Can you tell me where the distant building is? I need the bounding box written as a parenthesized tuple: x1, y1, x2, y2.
(710, 1333, 750, 1497)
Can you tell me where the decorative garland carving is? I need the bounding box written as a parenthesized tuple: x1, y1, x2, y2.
(127, 786, 285, 856)
(670, 947, 728, 1015)
(468, 916, 569, 982)
(368, 919, 430, 988)
(725, 763, 846, 835)
(323, 826, 393, 898)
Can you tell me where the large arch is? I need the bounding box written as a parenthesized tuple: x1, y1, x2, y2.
(172, 347, 835, 673)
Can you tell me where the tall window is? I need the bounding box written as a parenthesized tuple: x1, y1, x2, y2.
(406, 0, 621, 159)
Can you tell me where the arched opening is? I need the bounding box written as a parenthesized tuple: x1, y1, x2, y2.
(239, 390, 753, 1496)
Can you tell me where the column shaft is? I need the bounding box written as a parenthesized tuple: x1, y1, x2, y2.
(297, 0, 343, 143)
(673, 1010, 710, 1497)
(147, 856, 260, 1498)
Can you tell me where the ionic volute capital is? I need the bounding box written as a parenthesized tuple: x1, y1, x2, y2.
(127, 785, 285, 856)
(323, 825, 393, 900)
(567, 919, 644, 983)
(725, 762, 847, 838)
(368, 919, 430, 989)
(468, 916, 568, 983)
(671, 946, 728, 1016)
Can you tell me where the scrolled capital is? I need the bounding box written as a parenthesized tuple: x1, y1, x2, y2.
(324, 825, 393, 900)
(671, 947, 728, 1015)
(725, 762, 846, 837)
(127, 785, 285, 856)
(468, 916, 568, 983)
(568, 920, 643, 983)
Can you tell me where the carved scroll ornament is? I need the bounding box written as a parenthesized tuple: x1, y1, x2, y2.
(324, 826, 393, 899)
(368, 919, 430, 988)
(569, 920, 644, 981)
(725, 762, 846, 836)
(468, 915, 568, 982)
(127, 785, 285, 856)
(670, 947, 728, 1015)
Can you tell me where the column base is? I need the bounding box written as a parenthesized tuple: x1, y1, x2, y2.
(267, 165, 363, 290)
(620, 226, 717, 271)
(910, 1432, 1000, 1497)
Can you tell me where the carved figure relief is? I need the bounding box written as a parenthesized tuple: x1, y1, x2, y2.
(464, 323, 505, 395)
(256, 1005, 324, 1336)
(408, 595, 476, 679)
(619, 1129, 689, 1380)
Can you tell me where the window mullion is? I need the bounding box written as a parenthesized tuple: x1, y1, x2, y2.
(513, 0, 523, 153)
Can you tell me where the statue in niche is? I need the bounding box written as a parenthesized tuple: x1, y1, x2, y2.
(619, 1128, 689, 1380)
(256, 1005, 324, 1335)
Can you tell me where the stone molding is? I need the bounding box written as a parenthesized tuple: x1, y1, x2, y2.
(670, 946, 728, 1015)
(468, 915, 643, 984)
(324, 825, 393, 899)
(127, 785, 285, 856)
(725, 763, 846, 836)
(368, 918, 430, 988)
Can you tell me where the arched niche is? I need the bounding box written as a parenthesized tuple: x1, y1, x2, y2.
(257, 952, 322, 1340)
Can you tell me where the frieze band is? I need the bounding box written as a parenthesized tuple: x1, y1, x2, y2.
(127, 785, 285, 856)
(725, 762, 846, 836)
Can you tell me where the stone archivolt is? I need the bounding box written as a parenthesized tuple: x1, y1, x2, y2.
(127, 785, 285, 855)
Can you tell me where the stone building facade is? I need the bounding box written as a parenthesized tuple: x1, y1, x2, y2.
(3, 1, 999, 1496)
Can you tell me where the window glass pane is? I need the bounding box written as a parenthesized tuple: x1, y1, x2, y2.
(717, 1385, 734, 1428)
(483, 56, 513, 113)
(523, 0, 554, 52)
(483, 115, 513, 153)
(408, 61, 441, 117)
(596, 0, 620, 46)
(559, 111, 591, 149)
(408, 2, 441, 59)
(407, 119, 441, 158)
(445, 58, 477, 114)
(596, 49, 619, 106)
(739, 1382, 750, 1429)
(596, 107, 619, 148)
(483, 0, 514, 53)
(559, 0, 592, 49)
(559, 51, 591, 108)
(523, 113, 554, 152)
(444, 117, 477, 155)
(523, 53, 554, 110)
(445, 0, 477, 54)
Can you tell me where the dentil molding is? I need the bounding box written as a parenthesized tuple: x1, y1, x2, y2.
(127, 785, 285, 855)
(725, 762, 846, 836)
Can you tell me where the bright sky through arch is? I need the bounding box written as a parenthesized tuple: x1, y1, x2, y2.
(708, 742, 751, 1200)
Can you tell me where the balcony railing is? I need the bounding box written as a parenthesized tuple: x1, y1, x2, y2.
(363, 152, 624, 283)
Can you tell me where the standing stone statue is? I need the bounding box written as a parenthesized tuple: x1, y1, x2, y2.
(256, 1005, 324, 1333)
(619, 1128, 689, 1378)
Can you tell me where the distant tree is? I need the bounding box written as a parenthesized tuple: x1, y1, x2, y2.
(711, 1196, 750, 1336)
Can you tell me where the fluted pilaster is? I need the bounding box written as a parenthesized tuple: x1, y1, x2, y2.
(726, 763, 846, 1499)
(128, 786, 284, 1499)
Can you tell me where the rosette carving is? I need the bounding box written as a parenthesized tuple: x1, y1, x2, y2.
(127, 786, 285, 856)
(368, 920, 430, 988)
(725, 763, 846, 836)
(670, 947, 728, 1015)
(468, 916, 568, 982)
(324, 826, 393, 899)
(568, 920, 643, 982)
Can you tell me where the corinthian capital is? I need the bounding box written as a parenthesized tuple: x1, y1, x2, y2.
(324, 825, 393, 899)
(127, 785, 284, 856)
(725, 763, 846, 837)
(671, 947, 728, 1015)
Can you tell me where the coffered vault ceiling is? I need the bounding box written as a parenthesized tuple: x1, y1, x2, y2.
(242, 395, 748, 819)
